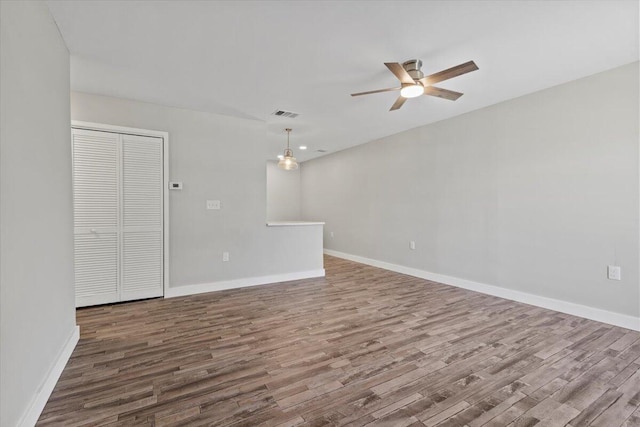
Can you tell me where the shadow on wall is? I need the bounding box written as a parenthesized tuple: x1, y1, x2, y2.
(266, 160, 302, 221)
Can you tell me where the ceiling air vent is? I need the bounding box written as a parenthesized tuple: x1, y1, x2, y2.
(272, 109, 300, 119)
(316, 149, 327, 153)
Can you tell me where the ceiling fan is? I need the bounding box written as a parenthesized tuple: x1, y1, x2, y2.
(351, 59, 479, 111)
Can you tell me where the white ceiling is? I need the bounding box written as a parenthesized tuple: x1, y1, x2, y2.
(46, 1, 639, 162)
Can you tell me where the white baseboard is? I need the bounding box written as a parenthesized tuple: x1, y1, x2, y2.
(19, 325, 80, 427)
(324, 249, 640, 332)
(166, 269, 326, 298)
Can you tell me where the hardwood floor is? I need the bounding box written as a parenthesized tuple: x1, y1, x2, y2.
(39, 255, 640, 426)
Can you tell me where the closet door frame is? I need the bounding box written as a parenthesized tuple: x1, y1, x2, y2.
(71, 120, 170, 297)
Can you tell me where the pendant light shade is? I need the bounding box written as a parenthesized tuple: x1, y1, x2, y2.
(278, 128, 298, 171)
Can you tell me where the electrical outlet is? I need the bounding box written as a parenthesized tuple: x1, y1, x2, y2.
(207, 200, 221, 210)
(607, 265, 621, 281)
(222, 252, 229, 262)
(410, 241, 416, 250)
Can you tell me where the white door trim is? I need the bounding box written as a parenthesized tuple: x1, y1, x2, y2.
(71, 120, 170, 296)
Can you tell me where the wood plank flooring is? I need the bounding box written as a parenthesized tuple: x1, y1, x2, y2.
(38, 255, 640, 426)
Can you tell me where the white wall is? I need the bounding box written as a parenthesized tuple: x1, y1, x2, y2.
(0, 2, 77, 426)
(71, 92, 323, 288)
(302, 63, 639, 323)
(266, 160, 302, 221)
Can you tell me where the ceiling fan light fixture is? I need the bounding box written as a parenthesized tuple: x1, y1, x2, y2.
(278, 128, 299, 171)
(400, 83, 424, 98)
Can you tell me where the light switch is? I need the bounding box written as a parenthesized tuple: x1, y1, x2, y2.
(607, 265, 621, 281)
(206, 200, 221, 210)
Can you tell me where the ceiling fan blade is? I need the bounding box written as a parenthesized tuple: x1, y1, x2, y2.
(420, 60, 478, 86)
(424, 86, 464, 101)
(385, 62, 415, 84)
(389, 96, 407, 111)
(351, 87, 401, 97)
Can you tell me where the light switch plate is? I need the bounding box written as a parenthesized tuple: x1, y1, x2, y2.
(206, 200, 221, 210)
(607, 265, 621, 281)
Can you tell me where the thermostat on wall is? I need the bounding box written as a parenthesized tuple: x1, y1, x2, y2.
(169, 182, 183, 190)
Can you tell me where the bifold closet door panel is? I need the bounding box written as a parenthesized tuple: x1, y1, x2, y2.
(72, 129, 119, 307)
(120, 134, 164, 301)
(74, 234, 118, 307)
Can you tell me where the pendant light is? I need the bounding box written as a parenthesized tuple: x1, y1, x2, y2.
(278, 128, 298, 171)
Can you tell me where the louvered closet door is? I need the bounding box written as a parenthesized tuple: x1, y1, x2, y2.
(120, 134, 164, 301)
(72, 129, 120, 307)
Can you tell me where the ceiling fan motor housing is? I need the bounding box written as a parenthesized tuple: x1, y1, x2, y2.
(402, 59, 424, 80)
